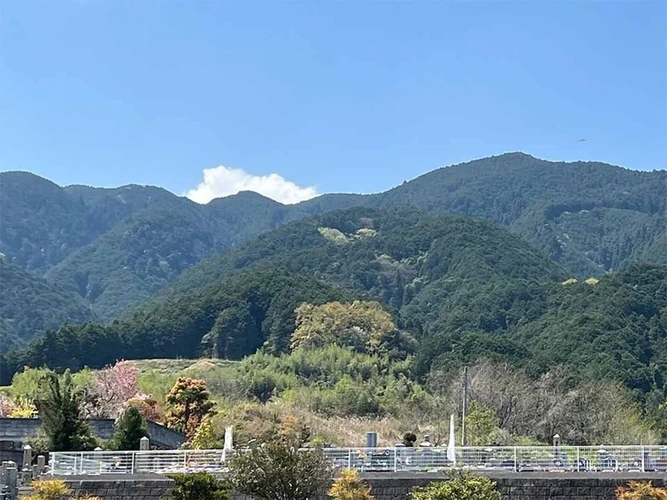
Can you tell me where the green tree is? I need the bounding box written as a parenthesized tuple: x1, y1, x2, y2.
(190, 417, 222, 449)
(168, 472, 230, 500)
(36, 370, 97, 451)
(165, 377, 216, 439)
(465, 401, 498, 446)
(291, 301, 396, 354)
(228, 441, 333, 500)
(411, 471, 500, 500)
(109, 406, 147, 450)
(201, 302, 260, 359)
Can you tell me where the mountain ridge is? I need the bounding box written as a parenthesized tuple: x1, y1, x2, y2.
(1, 152, 664, 344)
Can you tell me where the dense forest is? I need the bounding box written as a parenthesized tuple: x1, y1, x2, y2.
(2, 208, 666, 406)
(1, 153, 665, 345)
(0, 258, 95, 351)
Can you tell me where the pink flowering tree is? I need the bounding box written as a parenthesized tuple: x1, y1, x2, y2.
(85, 361, 139, 418)
(0, 394, 13, 418)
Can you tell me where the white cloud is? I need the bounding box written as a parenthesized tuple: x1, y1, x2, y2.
(186, 165, 318, 205)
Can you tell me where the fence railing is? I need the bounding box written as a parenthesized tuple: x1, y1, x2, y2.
(49, 446, 667, 476)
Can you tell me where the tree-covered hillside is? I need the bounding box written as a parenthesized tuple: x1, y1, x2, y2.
(1, 153, 664, 339)
(44, 192, 291, 321)
(144, 206, 565, 311)
(2, 207, 561, 369)
(300, 152, 666, 276)
(1, 170, 290, 322)
(1, 208, 666, 412)
(0, 258, 94, 351)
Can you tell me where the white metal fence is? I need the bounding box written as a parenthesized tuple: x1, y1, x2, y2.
(48, 446, 667, 476)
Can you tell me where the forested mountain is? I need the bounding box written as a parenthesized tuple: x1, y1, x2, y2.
(44, 192, 290, 321)
(1, 206, 561, 366)
(1, 153, 664, 343)
(0, 171, 289, 322)
(302, 152, 666, 276)
(2, 207, 665, 405)
(0, 258, 94, 351)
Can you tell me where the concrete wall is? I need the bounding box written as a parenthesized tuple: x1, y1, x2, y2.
(0, 418, 184, 449)
(56, 472, 667, 500)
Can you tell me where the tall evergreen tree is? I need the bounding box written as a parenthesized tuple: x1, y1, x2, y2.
(110, 406, 148, 451)
(36, 370, 97, 451)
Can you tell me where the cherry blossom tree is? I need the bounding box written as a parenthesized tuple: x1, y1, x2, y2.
(85, 361, 139, 418)
(0, 394, 13, 417)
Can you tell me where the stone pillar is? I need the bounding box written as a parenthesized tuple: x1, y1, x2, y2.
(36, 455, 46, 475)
(366, 432, 377, 448)
(22, 445, 33, 471)
(140, 436, 150, 450)
(1, 461, 18, 500)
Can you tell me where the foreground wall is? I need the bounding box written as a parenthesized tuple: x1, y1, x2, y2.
(58, 472, 667, 500)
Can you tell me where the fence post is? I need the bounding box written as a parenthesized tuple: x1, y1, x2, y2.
(131, 452, 136, 474)
(576, 447, 580, 472)
(513, 447, 518, 472)
(393, 448, 398, 472)
(347, 449, 352, 470)
(641, 445, 645, 473)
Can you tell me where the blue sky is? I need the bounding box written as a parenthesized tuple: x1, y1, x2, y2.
(0, 1, 665, 203)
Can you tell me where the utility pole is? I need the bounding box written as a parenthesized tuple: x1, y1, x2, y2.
(461, 365, 468, 446)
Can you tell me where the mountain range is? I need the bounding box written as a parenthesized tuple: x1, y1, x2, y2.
(1, 152, 665, 350)
(5, 206, 666, 400)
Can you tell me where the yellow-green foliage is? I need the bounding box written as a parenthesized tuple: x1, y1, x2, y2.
(329, 469, 374, 500)
(7, 396, 36, 418)
(190, 417, 222, 449)
(411, 472, 500, 500)
(561, 278, 578, 285)
(585, 277, 600, 285)
(291, 301, 396, 353)
(464, 401, 498, 446)
(318, 227, 350, 244)
(28, 479, 72, 500)
(8, 367, 91, 402)
(616, 481, 667, 500)
(355, 228, 377, 239)
(24, 478, 100, 500)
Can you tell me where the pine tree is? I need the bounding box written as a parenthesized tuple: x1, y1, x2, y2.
(165, 377, 216, 439)
(110, 406, 148, 450)
(36, 371, 97, 451)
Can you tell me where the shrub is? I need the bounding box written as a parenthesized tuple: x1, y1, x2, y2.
(228, 441, 333, 500)
(403, 432, 417, 447)
(168, 472, 230, 500)
(616, 481, 667, 500)
(25, 480, 101, 500)
(28, 480, 71, 500)
(329, 469, 374, 500)
(411, 471, 500, 500)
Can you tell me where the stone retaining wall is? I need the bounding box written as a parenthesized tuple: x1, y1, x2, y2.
(64, 476, 174, 500)
(54, 472, 667, 500)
